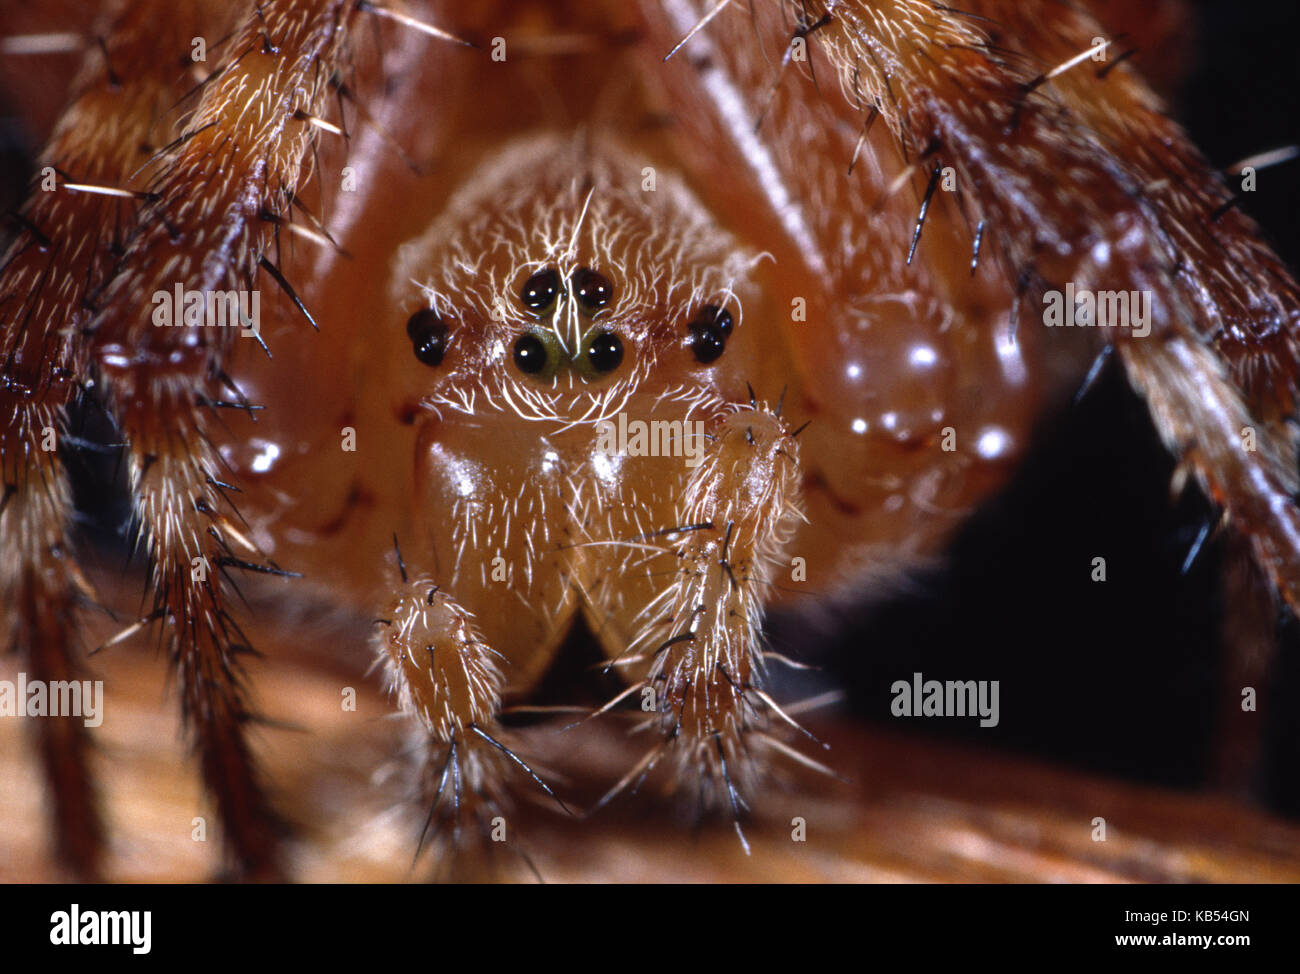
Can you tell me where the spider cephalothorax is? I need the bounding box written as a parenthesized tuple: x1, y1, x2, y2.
(377, 134, 805, 843)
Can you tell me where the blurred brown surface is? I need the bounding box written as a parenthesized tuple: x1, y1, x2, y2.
(3, 564, 1299, 883)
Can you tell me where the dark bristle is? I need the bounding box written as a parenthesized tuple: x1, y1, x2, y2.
(257, 254, 319, 330)
(907, 162, 943, 266)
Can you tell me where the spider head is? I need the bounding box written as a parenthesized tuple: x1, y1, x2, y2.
(392, 134, 762, 427)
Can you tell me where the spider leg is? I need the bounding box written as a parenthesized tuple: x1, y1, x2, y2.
(839, 0, 1300, 611)
(67, 0, 356, 878)
(0, 0, 243, 879)
(112, 0, 374, 880)
(926, 0, 1300, 613)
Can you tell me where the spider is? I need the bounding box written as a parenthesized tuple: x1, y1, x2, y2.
(3, 0, 1300, 882)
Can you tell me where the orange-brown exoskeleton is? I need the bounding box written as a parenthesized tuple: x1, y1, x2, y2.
(3, 0, 1300, 880)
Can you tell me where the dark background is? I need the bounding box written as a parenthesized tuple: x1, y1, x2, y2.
(782, 0, 1300, 816)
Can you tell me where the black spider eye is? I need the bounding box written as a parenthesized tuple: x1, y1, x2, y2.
(571, 267, 613, 313)
(687, 305, 731, 364)
(520, 267, 562, 313)
(587, 331, 623, 373)
(406, 309, 449, 367)
(513, 333, 548, 374)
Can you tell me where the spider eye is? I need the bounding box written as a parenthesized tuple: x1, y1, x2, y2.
(687, 305, 731, 364)
(571, 267, 613, 313)
(520, 267, 562, 313)
(513, 333, 549, 374)
(406, 309, 449, 367)
(586, 331, 624, 372)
